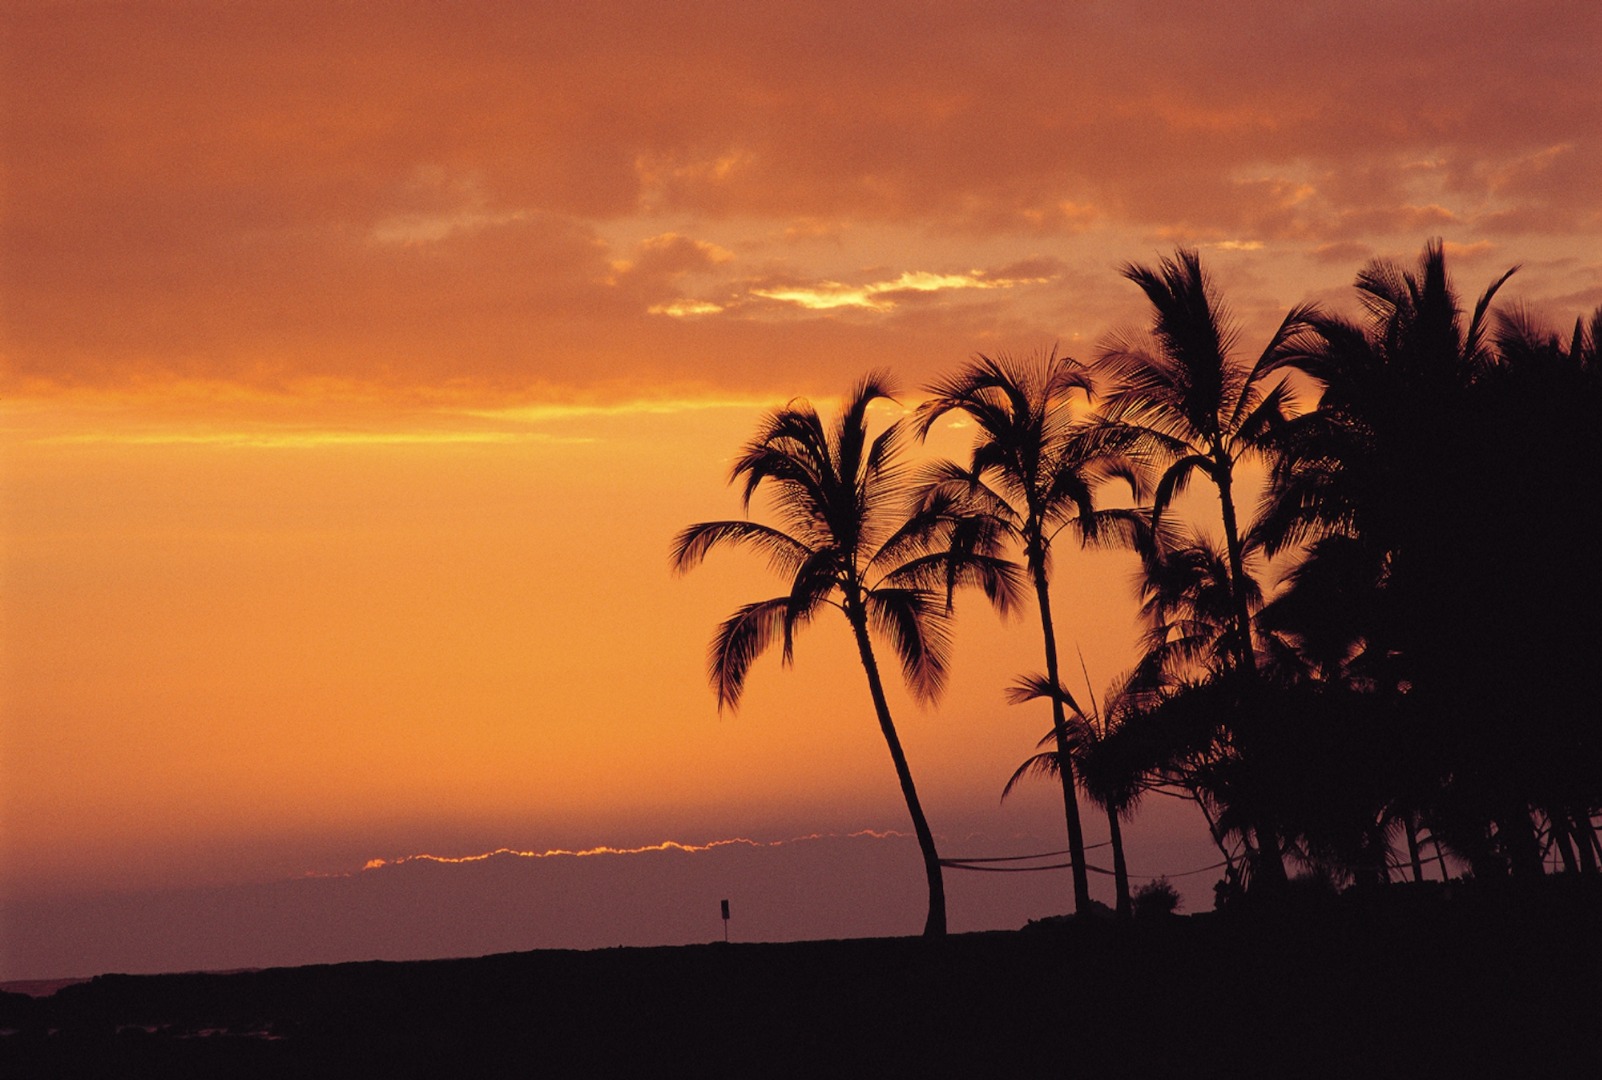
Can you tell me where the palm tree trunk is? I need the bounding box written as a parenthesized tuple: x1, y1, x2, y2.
(1550, 814, 1579, 875)
(1404, 813, 1426, 883)
(1031, 559, 1093, 914)
(846, 604, 947, 936)
(1214, 464, 1288, 888)
(1107, 805, 1131, 917)
(1214, 461, 1257, 679)
(1574, 814, 1599, 875)
(1431, 832, 1452, 882)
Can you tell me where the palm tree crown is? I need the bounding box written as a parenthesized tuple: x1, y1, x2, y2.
(1096, 251, 1310, 579)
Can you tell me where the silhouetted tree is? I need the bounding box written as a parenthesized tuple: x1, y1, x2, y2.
(999, 668, 1140, 914)
(672, 374, 1021, 936)
(1076, 531, 1275, 883)
(914, 351, 1147, 915)
(1261, 240, 1602, 880)
(1094, 250, 1313, 884)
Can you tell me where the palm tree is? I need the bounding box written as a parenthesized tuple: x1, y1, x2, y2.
(999, 665, 1138, 915)
(1258, 240, 1548, 879)
(1082, 531, 1270, 882)
(1094, 249, 1314, 884)
(1491, 303, 1602, 875)
(913, 350, 1145, 916)
(1254, 240, 1516, 571)
(671, 373, 1021, 936)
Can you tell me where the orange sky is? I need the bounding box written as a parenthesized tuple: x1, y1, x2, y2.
(3, 3, 1600, 970)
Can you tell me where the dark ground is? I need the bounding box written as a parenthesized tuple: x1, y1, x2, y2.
(3, 878, 1597, 1078)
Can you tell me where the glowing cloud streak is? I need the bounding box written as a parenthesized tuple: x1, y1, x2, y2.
(648, 300, 726, 317)
(751, 269, 1049, 312)
(357, 830, 910, 873)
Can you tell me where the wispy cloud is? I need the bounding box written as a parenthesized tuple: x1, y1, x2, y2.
(750, 268, 1053, 312)
(648, 299, 726, 317)
(356, 829, 910, 873)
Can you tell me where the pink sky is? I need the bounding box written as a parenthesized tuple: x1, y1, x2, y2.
(3, 1, 1598, 978)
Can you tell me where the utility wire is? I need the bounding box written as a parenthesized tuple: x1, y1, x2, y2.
(938, 842, 1108, 864)
(942, 856, 1229, 879)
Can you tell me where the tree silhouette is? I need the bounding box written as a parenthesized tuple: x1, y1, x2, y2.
(1073, 530, 1274, 885)
(1258, 240, 1552, 878)
(1489, 303, 1602, 874)
(1094, 250, 1313, 884)
(914, 350, 1152, 915)
(999, 665, 1140, 914)
(671, 373, 1021, 936)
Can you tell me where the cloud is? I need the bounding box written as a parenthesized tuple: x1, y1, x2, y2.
(3, 1, 1598, 403)
(749, 267, 1051, 312)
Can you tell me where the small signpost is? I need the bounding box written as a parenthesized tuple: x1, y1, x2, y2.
(720, 898, 730, 943)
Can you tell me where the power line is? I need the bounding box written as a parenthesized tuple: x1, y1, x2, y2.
(941, 854, 1229, 880)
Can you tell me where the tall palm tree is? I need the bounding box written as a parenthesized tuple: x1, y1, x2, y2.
(913, 350, 1144, 915)
(671, 373, 1021, 936)
(1094, 249, 1314, 884)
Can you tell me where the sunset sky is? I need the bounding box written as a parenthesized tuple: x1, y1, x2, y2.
(3, 2, 1599, 978)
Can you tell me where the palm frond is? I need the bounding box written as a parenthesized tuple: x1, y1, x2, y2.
(670, 519, 813, 576)
(1074, 506, 1170, 564)
(908, 458, 1020, 527)
(1233, 374, 1295, 449)
(866, 588, 953, 704)
(708, 597, 796, 712)
(1001, 751, 1065, 802)
(1003, 671, 1084, 715)
(1231, 302, 1321, 430)
(1463, 263, 1519, 368)
(1151, 453, 1217, 518)
(834, 370, 898, 490)
(780, 548, 843, 652)
(880, 548, 1024, 618)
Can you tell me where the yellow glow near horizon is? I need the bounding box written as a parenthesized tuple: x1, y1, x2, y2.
(35, 430, 568, 448)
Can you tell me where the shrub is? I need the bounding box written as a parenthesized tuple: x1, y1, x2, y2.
(1134, 876, 1182, 918)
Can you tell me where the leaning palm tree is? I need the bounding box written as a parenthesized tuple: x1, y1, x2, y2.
(913, 350, 1145, 915)
(1095, 250, 1314, 884)
(671, 373, 1021, 936)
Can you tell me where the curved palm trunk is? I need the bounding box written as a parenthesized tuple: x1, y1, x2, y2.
(1031, 559, 1093, 914)
(1214, 463, 1288, 887)
(845, 603, 947, 937)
